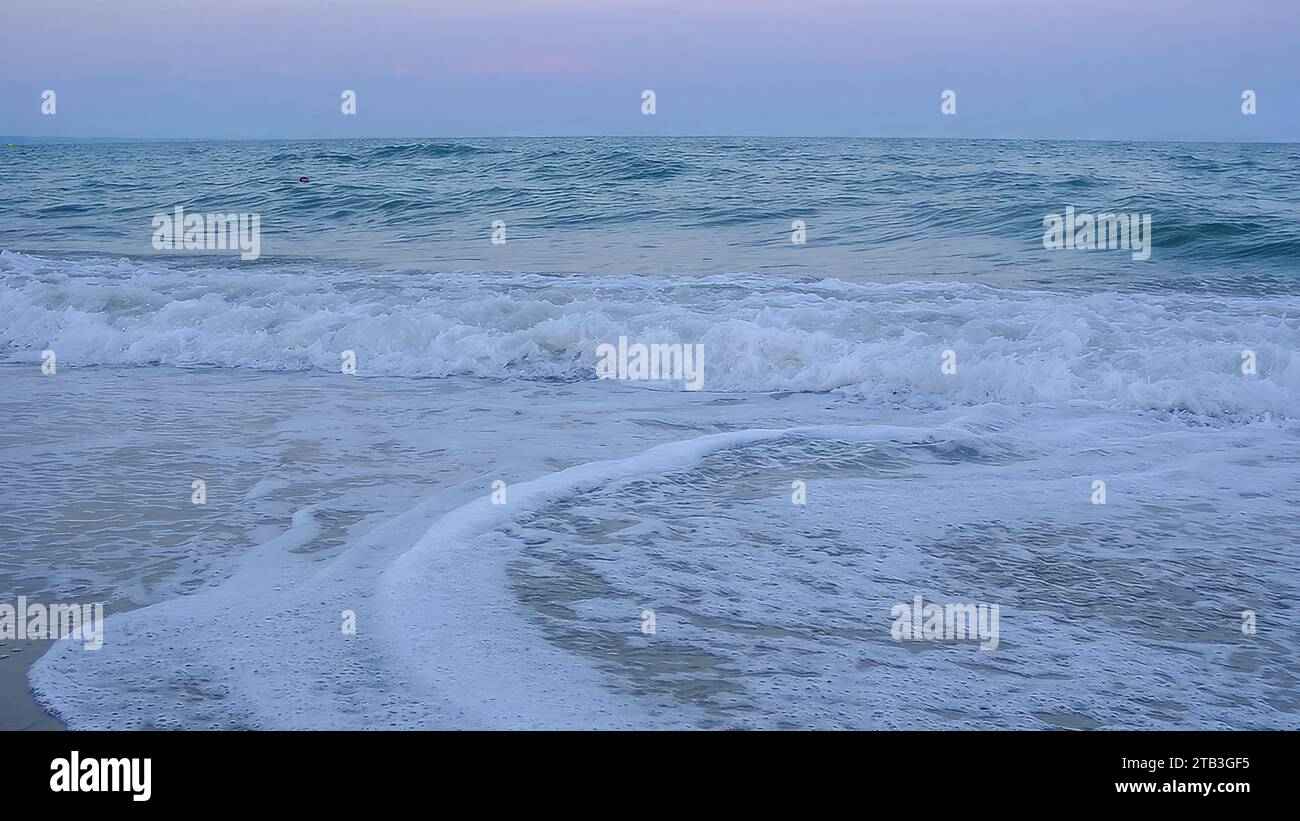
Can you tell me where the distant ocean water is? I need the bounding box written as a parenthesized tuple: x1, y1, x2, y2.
(2, 138, 1297, 729)
(3, 137, 1300, 288)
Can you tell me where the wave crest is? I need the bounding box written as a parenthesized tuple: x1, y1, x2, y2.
(2, 252, 1296, 421)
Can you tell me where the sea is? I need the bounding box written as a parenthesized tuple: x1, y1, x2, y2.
(1, 137, 1297, 728)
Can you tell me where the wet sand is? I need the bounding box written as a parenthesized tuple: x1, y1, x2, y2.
(0, 640, 63, 730)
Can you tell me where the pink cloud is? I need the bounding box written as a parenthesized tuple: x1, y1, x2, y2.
(446, 53, 594, 77)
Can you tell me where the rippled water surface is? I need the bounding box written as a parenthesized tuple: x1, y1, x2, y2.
(3, 137, 1299, 290)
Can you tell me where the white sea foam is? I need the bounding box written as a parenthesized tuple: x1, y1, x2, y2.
(26, 398, 1299, 729)
(2, 251, 1296, 421)
(11, 250, 1298, 729)
(22, 418, 966, 729)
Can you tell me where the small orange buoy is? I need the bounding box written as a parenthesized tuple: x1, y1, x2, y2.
(299, 176, 310, 183)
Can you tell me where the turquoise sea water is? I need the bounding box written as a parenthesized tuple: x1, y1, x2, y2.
(3, 137, 1299, 290)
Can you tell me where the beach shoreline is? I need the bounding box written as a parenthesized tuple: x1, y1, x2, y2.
(1, 641, 63, 730)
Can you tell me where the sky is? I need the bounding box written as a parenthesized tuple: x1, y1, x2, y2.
(1, 0, 1297, 141)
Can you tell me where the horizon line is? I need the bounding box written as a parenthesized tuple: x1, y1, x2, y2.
(4, 134, 1298, 146)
